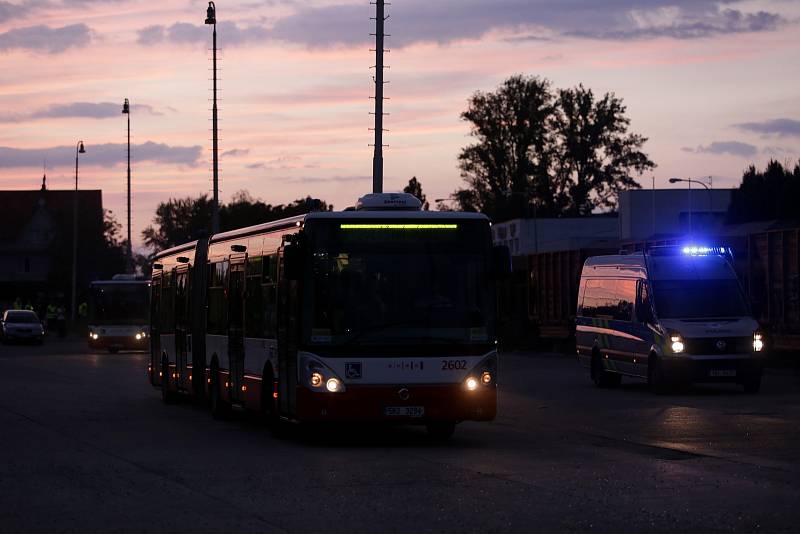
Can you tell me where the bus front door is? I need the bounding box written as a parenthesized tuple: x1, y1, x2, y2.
(277, 247, 299, 418)
(228, 262, 246, 405)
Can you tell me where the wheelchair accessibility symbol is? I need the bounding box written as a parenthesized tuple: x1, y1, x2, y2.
(345, 362, 362, 379)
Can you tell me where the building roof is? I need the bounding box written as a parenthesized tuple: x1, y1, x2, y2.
(0, 189, 102, 244)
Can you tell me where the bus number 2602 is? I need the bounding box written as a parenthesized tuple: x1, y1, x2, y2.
(441, 360, 467, 370)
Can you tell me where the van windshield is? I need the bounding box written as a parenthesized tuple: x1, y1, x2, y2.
(652, 279, 749, 319)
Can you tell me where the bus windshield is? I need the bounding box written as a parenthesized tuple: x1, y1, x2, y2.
(653, 279, 749, 320)
(89, 283, 149, 325)
(306, 220, 493, 346)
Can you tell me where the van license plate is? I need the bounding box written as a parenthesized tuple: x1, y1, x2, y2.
(384, 406, 425, 417)
(709, 369, 736, 377)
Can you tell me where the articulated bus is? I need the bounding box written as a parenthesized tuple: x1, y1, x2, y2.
(150, 193, 508, 438)
(88, 275, 150, 353)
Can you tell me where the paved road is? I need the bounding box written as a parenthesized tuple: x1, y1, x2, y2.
(1, 339, 799, 533)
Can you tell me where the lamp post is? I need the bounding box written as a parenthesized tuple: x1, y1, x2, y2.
(122, 98, 132, 272)
(72, 141, 86, 325)
(205, 1, 220, 234)
(669, 177, 712, 234)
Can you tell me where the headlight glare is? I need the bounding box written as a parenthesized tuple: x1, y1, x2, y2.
(326, 378, 341, 393)
(310, 372, 323, 387)
(670, 334, 685, 354)
(753, 333, 764, 352)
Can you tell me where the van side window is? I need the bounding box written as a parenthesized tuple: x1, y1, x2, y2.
(581, 278, 635, 322)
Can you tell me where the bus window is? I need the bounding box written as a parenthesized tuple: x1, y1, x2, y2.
(245, 258, 266, 338)
(161, 270, 175, 334)
(207, 261, 228, 335)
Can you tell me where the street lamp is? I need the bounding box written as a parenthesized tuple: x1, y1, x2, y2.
(122, 98, 132, 272)
(205, 1, 220, 234)
(72, 141, 86, 326)
(669, 177, 712, 233)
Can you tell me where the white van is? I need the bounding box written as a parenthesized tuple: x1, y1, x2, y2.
(575, 246, 765, 393)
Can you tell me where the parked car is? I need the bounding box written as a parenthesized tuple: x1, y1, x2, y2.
(1, 310, 45, 344)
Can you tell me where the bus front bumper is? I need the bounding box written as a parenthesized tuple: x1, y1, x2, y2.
(295, 384, 497, 423)
(89, 335, 149, 351)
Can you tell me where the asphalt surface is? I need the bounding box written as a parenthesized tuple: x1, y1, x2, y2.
(1, 338, 799, 533)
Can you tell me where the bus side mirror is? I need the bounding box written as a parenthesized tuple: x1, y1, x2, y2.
(284, 245, 302, 281)
(492, 245, 512, 279)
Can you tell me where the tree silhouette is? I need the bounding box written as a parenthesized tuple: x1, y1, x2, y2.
(403, 177, 430, 210)
(451, 75, 653, 220)
(727, 160, 800, 224)
(553, 85, 653, 215)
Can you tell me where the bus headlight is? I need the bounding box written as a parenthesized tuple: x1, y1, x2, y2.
(670, 334, 685, 354)
(465, 377, 479, 391)
(753, 333, 764, 352)
(326, 378, 342, 393)
(310, 372, 323, 388)
(135, 333, 143, 340)
(299, 354, 346, 393)
(481, 371, 493, 385)
(91, 333, 99, 340)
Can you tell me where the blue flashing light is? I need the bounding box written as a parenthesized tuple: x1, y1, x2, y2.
(681, 245, 731, 256)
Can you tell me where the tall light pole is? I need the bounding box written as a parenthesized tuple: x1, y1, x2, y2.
(371, 0, 387, 194)
(122, 98, 132, 272)
(205, 1, 220, 234)
(669, 177, 712, 233)
(72, 141, 86, 325)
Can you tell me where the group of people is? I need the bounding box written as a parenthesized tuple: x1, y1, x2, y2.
(9, 297, 73, 337)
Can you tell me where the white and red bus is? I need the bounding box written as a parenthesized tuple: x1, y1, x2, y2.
(150, 193, 508, 438)
(88, 275, 150, 353)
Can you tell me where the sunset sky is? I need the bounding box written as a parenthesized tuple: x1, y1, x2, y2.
(1, 0, 798, 250)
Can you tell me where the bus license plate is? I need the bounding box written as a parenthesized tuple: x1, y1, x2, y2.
(384, 406, 425, 417)
(709, 369, 736, 377)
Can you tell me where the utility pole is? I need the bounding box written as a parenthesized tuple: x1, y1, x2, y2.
(371, 0, 388, 194)
(72, 141, 85, 326)
(205, 2, 220, 234)
(122, 98, 132, 272)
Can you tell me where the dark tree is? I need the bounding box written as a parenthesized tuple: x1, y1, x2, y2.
(455, 75, 556, 220)
(142, 192, 332, 253)
(553, 85, 653, 215)
(727, 160, 800, 224)
(403, 177, 430, 210)
(142, 195, 213, 252)
(450, 76, 653, 220)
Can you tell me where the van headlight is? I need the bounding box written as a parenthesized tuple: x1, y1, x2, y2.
(670, 333, 685, 354)
(753, 332, 764, 352)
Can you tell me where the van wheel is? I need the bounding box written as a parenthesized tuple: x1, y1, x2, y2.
(742, 371, 762, 394)
(210, 364, 230, 420)
(161, 357, 176, 404)
(647, 355, 668, 394)
(591, 353, 621, 388)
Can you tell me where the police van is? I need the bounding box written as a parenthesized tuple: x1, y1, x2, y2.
(575, 246, 765, 393)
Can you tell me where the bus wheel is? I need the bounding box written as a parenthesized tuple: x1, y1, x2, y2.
(426, 422, 456, 441)
(161, 357, 176, 404)
(647, 355, 668, 395)
(591, 353, 621, 388)
(210, 364, 230, 420)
